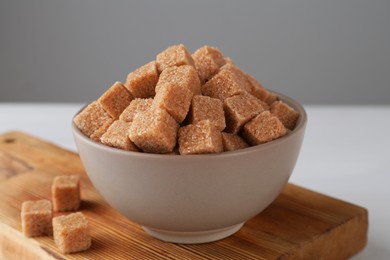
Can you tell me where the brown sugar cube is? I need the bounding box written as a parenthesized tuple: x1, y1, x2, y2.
(73, 101, 112, 137)
(52, 175, 80, 212)
(243, 111, 287, 145)
(156, 44, 195, 73)
(90, 118, 114, 142)
(220, 63, 253, 94)
(155, 65, 201, 95)
(178, 120, 223, 155)
(153, 81, 193, 123)
(119, 98, 153, 122)
(201, 67, 245, 101)
(100, 120, 139, 151)
(270, 100, 300, 130)
(124, 61, 159, 98)
(246, 74, 277, 105)
(21, 200, 52, 237)
(223, 92, 268, 134)
(53, 212, 91, 254)
(221, 62, 277, 105)
(98, 81, 133, 119)
(220, 64, 275, 107)
(188, 95, 226, 131)
(221, 132, 249, 151)
(192, 46, 226, 83)
(245, 73, 264, 93)
(129, 108, 178, 154)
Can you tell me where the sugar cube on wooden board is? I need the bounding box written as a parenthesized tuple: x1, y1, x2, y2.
(53, 212, 91, 254)
(52, 175, 81, 212)
(21, 200, 52, 237)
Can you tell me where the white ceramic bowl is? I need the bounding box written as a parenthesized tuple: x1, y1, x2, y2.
(72, 92, 307, 244)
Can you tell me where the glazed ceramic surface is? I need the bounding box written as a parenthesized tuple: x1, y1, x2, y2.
(72, 92, 307, 244)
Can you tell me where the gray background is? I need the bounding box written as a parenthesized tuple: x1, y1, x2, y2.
(1, 0, 389, 104)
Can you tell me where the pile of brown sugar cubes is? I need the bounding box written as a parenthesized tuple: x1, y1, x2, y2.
(20, 175, 91, 254)
(74, 44, 299, 154)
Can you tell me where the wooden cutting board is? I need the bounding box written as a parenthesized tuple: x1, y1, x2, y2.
(0, 131, 368, 260)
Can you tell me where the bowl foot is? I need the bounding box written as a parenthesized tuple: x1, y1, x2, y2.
(142, 222, 244, 244)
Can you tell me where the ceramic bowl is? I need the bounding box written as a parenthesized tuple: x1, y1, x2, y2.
(72, 92, 307, 244)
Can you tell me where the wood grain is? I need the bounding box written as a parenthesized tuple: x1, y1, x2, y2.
(0, 131, 368, 259)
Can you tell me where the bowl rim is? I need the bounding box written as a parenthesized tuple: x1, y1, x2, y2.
(72, 91, 307, 160)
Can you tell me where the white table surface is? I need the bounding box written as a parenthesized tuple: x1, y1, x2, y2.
(1, 103, 389, 259)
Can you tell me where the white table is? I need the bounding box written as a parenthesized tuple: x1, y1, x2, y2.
(1, 103, 389, 259)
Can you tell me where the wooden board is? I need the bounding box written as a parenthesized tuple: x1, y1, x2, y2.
(0, 131, 368, 259)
